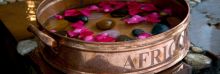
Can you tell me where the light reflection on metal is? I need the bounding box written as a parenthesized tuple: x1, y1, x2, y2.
(26, 0, 37, 21)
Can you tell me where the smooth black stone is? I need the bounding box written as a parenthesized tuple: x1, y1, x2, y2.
(110, 9, 128, 17)
(64, 15, 88, 23)
(116, 35, 133, 42)
(132, 29, 145, 37)
(151, 23, 169, 35)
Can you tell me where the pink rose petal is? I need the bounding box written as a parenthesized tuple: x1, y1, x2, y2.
(87, 5, 100, 11)
(83, 35, 95, 42)
(64, 9, 81, 17)
(141, 4, 157, 12)
(54, 15, 63, 20)
(50, 29, 57, 33)
(138, 33, 152, 39)
(78, 30, 94, 39)
(99, 1, 113, 13)
(123, 15, 145, 24)
(144, 12, 161, 23)
(163, 8, 172, 15)
(80, 8, 92, 16)
(67, 30, 79, 37)
(110, 1, 126, 10)
(95, 33, 115, 42)
(127, 1, 142, 15)
(70, 21, 85, 29)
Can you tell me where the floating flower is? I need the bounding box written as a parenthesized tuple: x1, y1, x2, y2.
(144, 12, 161, 23)
(80, 8, 92, 16)
(83, 35, 95, 42)
(98, 1, 126, 13)
(99, 1, 114, 13)
(78, 29, 94, 39)
(87, 5, 100, 11)
(127, 1, 142, 15)
(50, 29, 57, 33)
(163, 8, 172, 15)
(64, 9, 81, 17)
(137, 33, 152, 39)
(141, 4, 157, 12)
(109, 1, 126, 10)
(67, 30, 79, 37)
(70, 21, 85, 29)
(95, 33, 115, 42)
(54, 15, 63, 20)
(123, 15, 145, 24)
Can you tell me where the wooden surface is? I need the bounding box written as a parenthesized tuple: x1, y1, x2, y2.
(0, 1, 41, 41)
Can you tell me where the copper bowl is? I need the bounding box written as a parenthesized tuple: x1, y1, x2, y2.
(28, 0, 190, 73)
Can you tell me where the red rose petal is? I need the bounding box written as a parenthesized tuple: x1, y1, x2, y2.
(54, 15, 63, 20)
(163, 8, 172, 15)
(144, 12, 161, 23)
(70, 21, 85, 29)
(95, 33, 115, 42)
(67, 30, 79, 37)
(64, 9, 81, 17)
(123, 15, 145, 24)
(141, 4, 157, 12)
(138, 33, 152, 39)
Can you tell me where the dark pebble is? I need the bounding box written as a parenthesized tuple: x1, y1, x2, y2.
(132, 29, 145, 37)
(116, 35, 133, 42)
(64, 15, 88, 23)
(151, 23, 169, 35)
(110, 9, 129, 17)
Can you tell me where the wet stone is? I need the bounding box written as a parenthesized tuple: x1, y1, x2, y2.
(191, 46, 205, 53)
(110, 9, 129, 17)
(96, 19, 115, 30)
(64, 15, 88, 23)
(116, 35, 133, 42)
(184, 53, 212, 70)
(151, 23, 169, 35)
(132, 29, 145, 37)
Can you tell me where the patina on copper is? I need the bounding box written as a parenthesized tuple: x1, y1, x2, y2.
(28, 0, 190, 73)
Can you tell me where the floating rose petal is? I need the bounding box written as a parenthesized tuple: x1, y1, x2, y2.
(80, 8, 92, 16)
(99, 30, 120, 38)
(110, 1, 126, 10)
(138, 33, 152, 39)
(64, 9, 81, 17)
(87, 5, 100, 11)
(127, 1, 142, 15)
(67, 30, 79, 37)
(70, 21, 85, 29)
(78, 30, 94, 39)
(123, 15, 145, 24)
(163, 8, 172, 15)
(95, 33, 115, 42)
(73, 28, 83, 33)
(83, 35, 95, 42)
(99, 1, 113, 13)
(144, 12, 161, 23)
(103, 6, 114, 13)
(54, 15, 63, 20)
(141, 4, 157, 12)
(50, 29, 57, 33)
